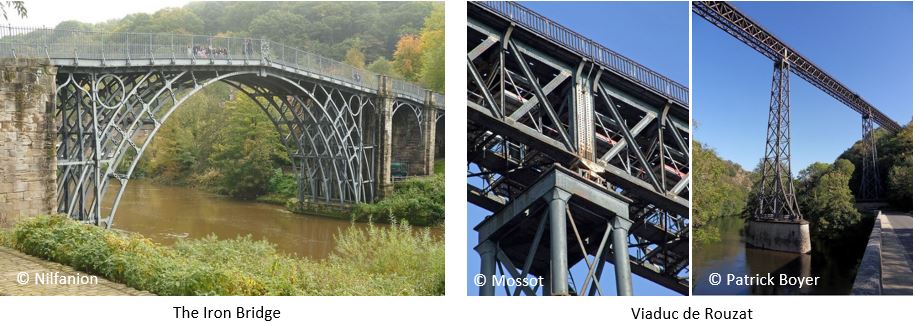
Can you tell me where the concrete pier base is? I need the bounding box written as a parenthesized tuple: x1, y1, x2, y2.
(746, 219, 811, 253)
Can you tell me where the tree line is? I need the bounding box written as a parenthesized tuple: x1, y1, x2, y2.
(693, 122, 913, 244)
(51, 2, 445, 92)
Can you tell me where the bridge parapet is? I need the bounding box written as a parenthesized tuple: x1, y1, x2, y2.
(0, 25, 441, 105)
(852, 212, 883, 295)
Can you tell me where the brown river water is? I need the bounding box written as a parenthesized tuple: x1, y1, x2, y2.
(104, 180, 441, 260)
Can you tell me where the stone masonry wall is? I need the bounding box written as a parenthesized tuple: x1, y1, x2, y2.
(0, 58, 58, 222)
(391, 107, 425, 176)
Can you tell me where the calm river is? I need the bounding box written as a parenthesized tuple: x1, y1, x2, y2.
(693, 216, 867, 295)
(105, 180, 441, 260)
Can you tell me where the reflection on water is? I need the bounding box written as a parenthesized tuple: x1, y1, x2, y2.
(104, 181, 442, 260)
(694, 216, 862, 295)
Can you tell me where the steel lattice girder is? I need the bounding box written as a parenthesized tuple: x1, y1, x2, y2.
(754, 60, 802, 221)
(468, 3, 689, 295)
(53, 64, 430, 228)
(693, 1, 902, 133)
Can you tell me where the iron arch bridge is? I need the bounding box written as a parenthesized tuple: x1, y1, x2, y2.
(1, 26, 445, 228)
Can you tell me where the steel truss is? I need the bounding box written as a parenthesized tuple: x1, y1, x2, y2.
(468, 2, 689, 295)
(55, 67, 386, 227)
(755, 60, 802, 221)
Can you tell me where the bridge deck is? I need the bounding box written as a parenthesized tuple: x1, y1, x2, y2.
(0, 26, 443, 106)
(880, 212, 913, 295)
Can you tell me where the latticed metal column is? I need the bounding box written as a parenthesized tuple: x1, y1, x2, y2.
(754, 58, 802, 221)
(859, 112, 882, 200)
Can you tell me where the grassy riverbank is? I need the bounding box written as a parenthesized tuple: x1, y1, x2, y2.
(350, 173, 445, 226)
(0, 215, 444, 296)
(286, 159, 446, 225)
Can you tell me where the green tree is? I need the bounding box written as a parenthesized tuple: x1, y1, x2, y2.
(418, 5, 445, 92)
(796, 159, 861, 240)
(367, 56, 398, 77)
(887, 156, 913, 211)
(209, 92, 288, 199)
(0, 1, 26, 22)
(247, 9, 310, 49)
(839, 121, 912, 210)
(114, 8, 204, 34)
(692, 140, 753, 243)
(884, 123, 913, 210)
(141, 86, 231, 183)
(344, 40, 366, 69)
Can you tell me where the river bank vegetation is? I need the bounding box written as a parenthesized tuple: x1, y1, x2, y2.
(693, 122, 912, 244)
(351, 173, 445, 226)
(0, 215, 444, 295)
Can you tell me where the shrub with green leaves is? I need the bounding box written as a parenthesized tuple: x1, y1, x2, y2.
(7, 215, 444, 296)
(351, 174, 444, 226)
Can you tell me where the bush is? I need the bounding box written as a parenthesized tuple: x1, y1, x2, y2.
(267, 169, 297, 199)
(351, 174, 444, 226)
(7, 215, 444, 296)
(331, 219, 445, 295)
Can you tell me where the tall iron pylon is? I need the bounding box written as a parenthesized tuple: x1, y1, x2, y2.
(754, 58, 803, 221)
(859, 112, 882, 200)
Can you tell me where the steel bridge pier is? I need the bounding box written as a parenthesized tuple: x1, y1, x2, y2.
(744, 59, 811, 254)
(474, 166, 635, 296)
(859, 112, 882, 201)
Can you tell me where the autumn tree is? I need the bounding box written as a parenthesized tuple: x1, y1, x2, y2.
(393, 34, 423, 80)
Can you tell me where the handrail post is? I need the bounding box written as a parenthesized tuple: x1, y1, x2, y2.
(125, 32, 130, 64)
(148, 33, 153, 64)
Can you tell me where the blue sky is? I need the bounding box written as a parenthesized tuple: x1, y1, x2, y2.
(467, 1, 688, 296)
(694, 1, 913, 171)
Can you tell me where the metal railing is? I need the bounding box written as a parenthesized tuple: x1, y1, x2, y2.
(0, 25, 442, 104)
(476, 1, 688, 107)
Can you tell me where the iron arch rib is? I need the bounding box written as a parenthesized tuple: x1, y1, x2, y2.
(54, 67, 376, 227)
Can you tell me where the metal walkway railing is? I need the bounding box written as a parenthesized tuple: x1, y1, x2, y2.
(0, 25, 442, 104)
(477, 1, 688, 107)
